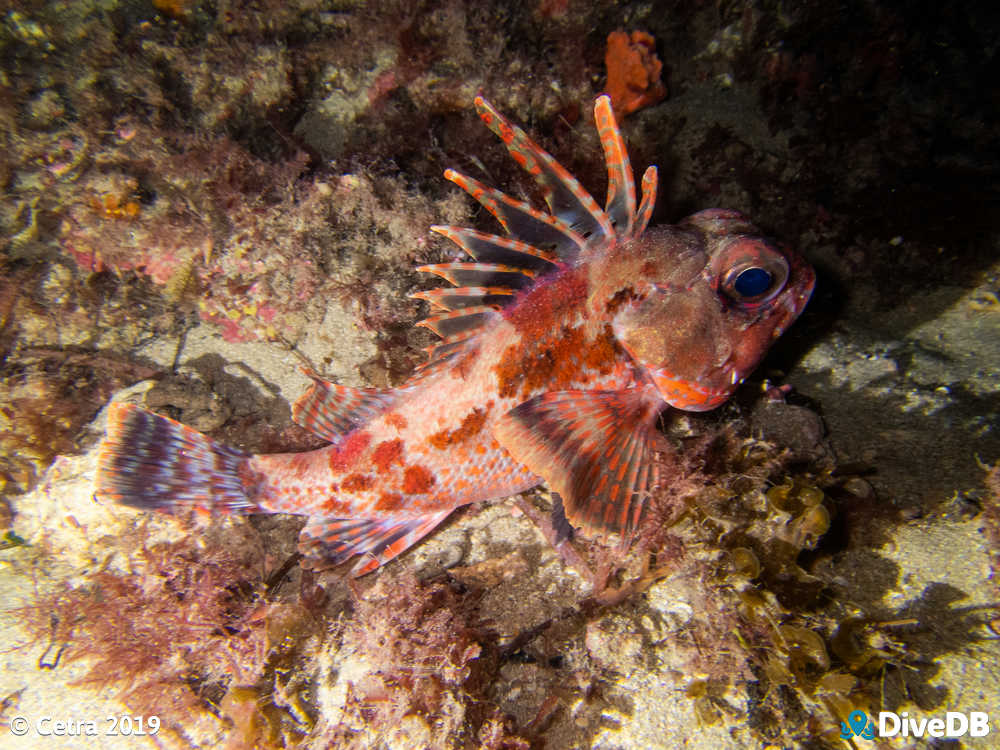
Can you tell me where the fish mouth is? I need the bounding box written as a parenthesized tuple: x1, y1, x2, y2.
(648, 367, 735, 411)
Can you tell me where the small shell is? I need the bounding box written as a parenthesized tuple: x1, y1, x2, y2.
(729, 547, 761, 579)
(766, 481, 795, 512)
(791, 504, 831, 549)
(797, 485, 824, 507)
(779, 625, 830, 672)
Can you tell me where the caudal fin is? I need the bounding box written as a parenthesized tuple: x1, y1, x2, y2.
(96, 402, 256, 513)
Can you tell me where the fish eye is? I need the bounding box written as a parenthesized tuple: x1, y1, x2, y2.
(732, 266, 773, 297)
(717, 240, 790, 307)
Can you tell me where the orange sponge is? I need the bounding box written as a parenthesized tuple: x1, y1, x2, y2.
(605, 30, 668, 117)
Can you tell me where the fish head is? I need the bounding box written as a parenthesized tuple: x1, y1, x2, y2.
(611, 209, 815, 411)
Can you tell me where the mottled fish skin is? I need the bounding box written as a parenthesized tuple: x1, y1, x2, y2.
(97, 96, 815, 576)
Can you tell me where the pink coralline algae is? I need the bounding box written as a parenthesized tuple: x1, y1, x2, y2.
(54, 118, 455, 348)
(53, 128, 330, 344)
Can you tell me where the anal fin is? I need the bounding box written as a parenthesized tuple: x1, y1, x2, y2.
(298, 511, 452, 576)
(493, 389, 664, 538)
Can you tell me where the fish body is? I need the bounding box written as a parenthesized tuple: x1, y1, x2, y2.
(98, 96, 814, 575)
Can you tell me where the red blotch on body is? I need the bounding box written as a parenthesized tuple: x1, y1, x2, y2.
(495, 270, 614, 399)
(384, 412, 408, 431)
(342, 473, 375, 492)
(502, 267, 588, 339)
(328, 430, 371, 472)
(371, 439, 405, 473)
(402, 465, 436, 494)
(375, 492, 404, 511)
(427, 404, 492, 450)
(496, 323, 620, 400)
(320, 491, 345, 514)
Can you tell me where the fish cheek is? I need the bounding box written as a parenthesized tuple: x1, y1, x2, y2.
(617, 290, 731, 381)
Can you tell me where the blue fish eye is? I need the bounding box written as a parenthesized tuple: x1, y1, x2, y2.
(733, 267, 772, 297)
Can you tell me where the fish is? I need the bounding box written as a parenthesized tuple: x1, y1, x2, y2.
(96, 95, 815, 576)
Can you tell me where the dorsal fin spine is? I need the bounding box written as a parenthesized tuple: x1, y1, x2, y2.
(413, 95, 657, 376)
(416, 262, 537, 288)
(416, 305, 497, 338)
(410, 286, 516, 311)
(430, 225, 560, 268)
(473, 96, 615, 243)
(635, 166, 658, 237)
(441, 171, 588, 262)
(594, 94, 637, 236)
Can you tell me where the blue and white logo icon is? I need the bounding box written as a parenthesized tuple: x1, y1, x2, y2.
(840, 710, 875, 740)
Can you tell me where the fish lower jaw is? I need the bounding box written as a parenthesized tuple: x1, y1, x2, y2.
(647, 366, 738, 412)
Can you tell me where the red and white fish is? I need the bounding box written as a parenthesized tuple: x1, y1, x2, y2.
(97, 96, 815, 575)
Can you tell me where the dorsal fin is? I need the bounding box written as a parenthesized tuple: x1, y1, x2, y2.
(292, 370, 397, 443)
(411, 305, 492, 381)
(416, 305, 498, 339)
(430, 225, 560, 271)
(410, 342, 474, 381)
(411, 285, 516, 311)
(474, 96, 615, 244)
(441, 172, 586, 263)
(418, 335, 476, 367)
(411, 95, 656, 377)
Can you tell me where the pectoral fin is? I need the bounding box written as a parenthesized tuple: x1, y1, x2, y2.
(494, 389, 664, 538)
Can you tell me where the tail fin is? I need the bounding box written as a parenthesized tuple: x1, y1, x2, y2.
(96, 403, 257, 513)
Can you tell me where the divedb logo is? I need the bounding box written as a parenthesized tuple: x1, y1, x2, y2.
(880, 711, 991, 739)
(840, 709, 992, 740)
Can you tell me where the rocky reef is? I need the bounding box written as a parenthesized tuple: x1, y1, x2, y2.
(1, 1, 998, 748)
